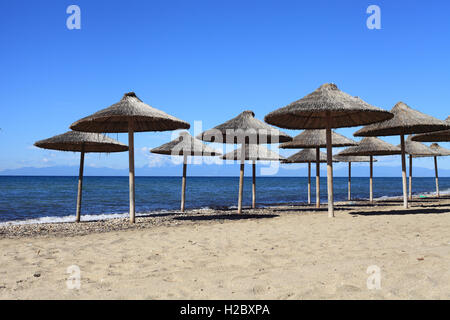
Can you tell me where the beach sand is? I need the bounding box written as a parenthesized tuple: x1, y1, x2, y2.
(1, 198, 449, 299)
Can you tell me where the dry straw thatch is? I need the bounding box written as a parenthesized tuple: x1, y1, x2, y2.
(279, 129, 357, 149)
(151, 132, 221, 156)
(429, 143, 450, 156)
(198, 110, 292, 144)
(402, 136, 438, 157)
(411, 116, 450, 142)
(264, 83, 393, 129)
(337, 137, 401, 157)
(333, 155, 375, 163)
(34, 131, 128, 223)
(34, 131, 128, 153)
(264, 83, 393, 218)
(282, 149, 329, 163)
(354, 102, 450, 208)
(354, 103, 450, 137)
(70, 92, 190, 133)
(221, 144, 284, 161)
(70, 92, 190, 224)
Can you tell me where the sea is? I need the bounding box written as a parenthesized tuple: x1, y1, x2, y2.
(1, 176, 449, 225)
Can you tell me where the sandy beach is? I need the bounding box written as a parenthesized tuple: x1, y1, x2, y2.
(1, 197, 449, 300)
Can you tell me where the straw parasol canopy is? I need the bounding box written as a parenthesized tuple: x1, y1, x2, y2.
(337, 137, 400, 203)
(333, 155, 374, 163)
(221, 144, 285, 161)
(333, 155, 376, 202)
(221, 144, 284, 210)
(199, 110, 292, 212)
(403, 137, 437, 157)
(264, 83, 393, 217)
(338, 137, 402, 157)
(282, 149, 329, 163)
(354, 102, 450, 208)
(34, 131, 128, 222)
(70, 92, 190, 223)
(34, 131, 128, 153)
(279, 129, 357, 149)
(151, 132, 220, 156)
(427, 143, 450, 198)
(281, 149, 331, 205)
(198, 110, 292, 144)
(70, 92, 190, 133)
(411, 116, 450, 142)
(151, 132, 221, 212)
(401, 137, 438, 200)
(429, 143, 450, 156)
(264, 84, 393, 130)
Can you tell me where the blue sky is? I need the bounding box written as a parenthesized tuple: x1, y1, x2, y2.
(1, 0, 449, 175)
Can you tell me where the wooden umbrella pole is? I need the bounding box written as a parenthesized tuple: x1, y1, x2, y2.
(307, 162, 311, 205)
(238, 143, 245, 214)
(129, 119, 136, 223)
(75, 145, 85, 223)
(181, 153, 187, 212)
(434, 156, 440, 198)
(326, 114, 334, 218)
(409, 155, 413, 201)
(370, 156, 373, 203)
(400, 134, 408, 209)
(348, 162, 351, 201)
(315, 147, 320, 208)
(252, 160, 256, 209)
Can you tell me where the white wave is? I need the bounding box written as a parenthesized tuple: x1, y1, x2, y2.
(0, 211, 168, 227)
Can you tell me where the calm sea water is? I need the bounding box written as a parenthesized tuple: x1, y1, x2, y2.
(1, 176, 449, 224)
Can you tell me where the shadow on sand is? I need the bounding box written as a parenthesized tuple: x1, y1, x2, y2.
(174, 213, 279, 221)
(273, 206, 352, 213)
(350, 207, 450, 216)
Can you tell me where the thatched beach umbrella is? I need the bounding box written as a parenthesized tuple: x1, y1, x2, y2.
(70, 92, 190, 223)
(34, 131, 128, 222)
(198, 110, 291, 213)
(333, 155, 375, 201)
(151, 132, 221, 212)
(337, 137, 401, 203)
(264, 83, 393, 217)
(222, 144, 285, 209)
(401, 137, 438, 200)
(354, 102, 450, 208)
(282, 149, 331, 205)
(411, 116, 450, 142)
(428, 144, 450, 197)
(411, 117, 450, 198)
(280, 129, 357, 207)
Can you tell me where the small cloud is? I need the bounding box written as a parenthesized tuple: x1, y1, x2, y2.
(146, 153, 169, 168)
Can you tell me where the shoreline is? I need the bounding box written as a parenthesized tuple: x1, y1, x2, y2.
(1, 196, 449, 299)
(0, 195, 448, 239)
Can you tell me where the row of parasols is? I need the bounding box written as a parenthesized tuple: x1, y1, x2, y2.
(34, 83, 450, 223)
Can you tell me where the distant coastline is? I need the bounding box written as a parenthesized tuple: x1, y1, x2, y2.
(1, 165, 449, 177)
